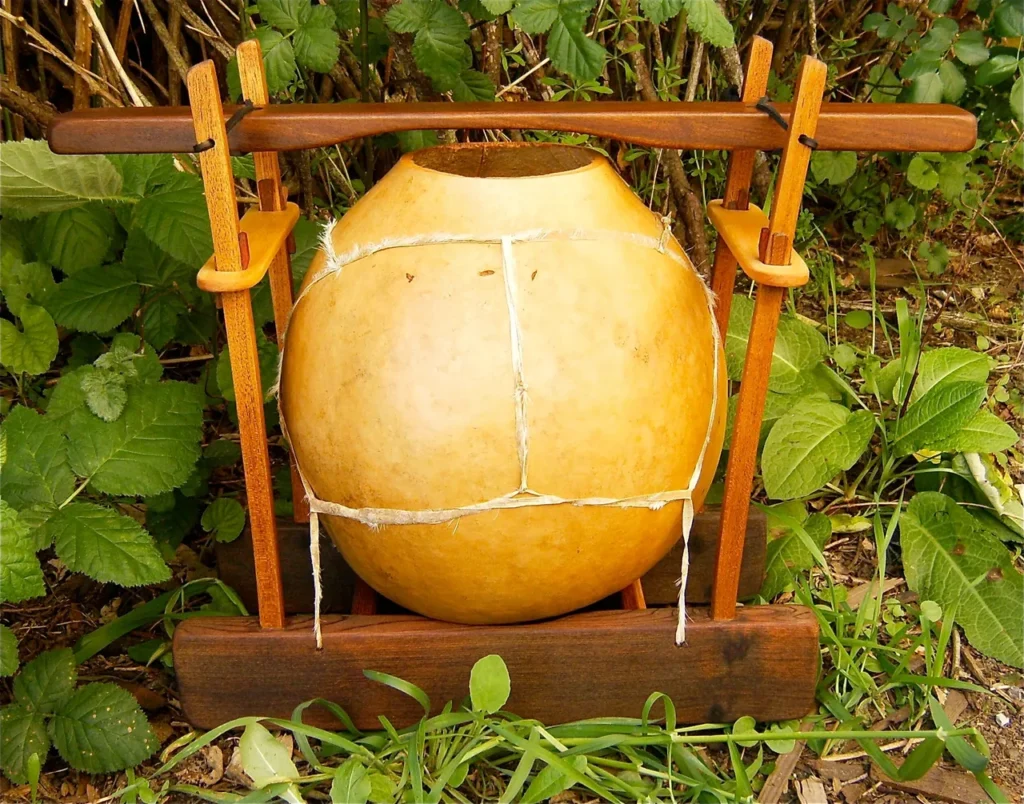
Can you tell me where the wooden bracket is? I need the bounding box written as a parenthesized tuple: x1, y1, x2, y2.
(711, 55, 828, 622)
(196, 204, 300, 292)
(186, 60, 286, 629)
(707, 201, 809, 288)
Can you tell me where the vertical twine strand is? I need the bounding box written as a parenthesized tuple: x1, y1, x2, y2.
(501, 237, 530, 492)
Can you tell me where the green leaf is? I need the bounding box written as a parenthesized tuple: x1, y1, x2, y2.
(0, 140, 125, 219)
(239, 721, 300, 787)
(811, 151, 857, 185)
(953, 30, 989, 66)
(974, 54, 1019, 87)
(330, 0, 360, 28)
(907, 155, 940, 190)
(49, 502, 170, 586)
(408, 1, 473, 85)
(49, 683, 158, 773)
(1011, 77, 1024, 123)
(761, 511, 831, 599)
(914, 348, 990, 401)
(13, 649, 76, 712)
(481, 0, 513, 13)
(761, 400, 875, 500)
(936, 153, 971, 201)
(929, 409, 1019, 454)
(0, 501, 45, 604)
(216, 329, 280, 403)
(0, 305, 58, 376)
(0, 706, 50, 784)
(908, 71, 944, 102)
(257, 0, 303, 29)
(867, 63, 902, 103)
(884, 197, 916, 230)
(521, 755, 587, 804)
(396, 130, 441, 152)
(993, 0, 1024, 37)
(142, 294, 188, 350)
(469, 654, 511, 713)
(331, 758, 371, 804)
(294, 4, 341, 72)
(681, 0, 734, 47)
(0, 259, 57, 318)
(0, 626, 19, 677)
(0, 406, 75, 510)
(132, 172, 213, 268)
(45, 263, 140, 333)
(443, 69, 497, 101)
(894, 381, 986, 456)
(509, 0, 560, 33)
(546, 2, 606, 81)
(201, 497, 247, 543)
(726, 295, 828, 394)
(639, 0, 683, 25)
(107, 154, 179, 198)
(80, 369, 128, 421)
(30, 204, 116, 275)
(900, 493, 1024, 668)
(67, 381, 204, 497)
(254, 27, 298, 94)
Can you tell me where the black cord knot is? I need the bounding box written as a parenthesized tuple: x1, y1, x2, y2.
(755, 96, 788, 130)
(192, 100, 257, 154)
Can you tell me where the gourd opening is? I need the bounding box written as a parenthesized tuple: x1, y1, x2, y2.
(410, 143, 597, 178)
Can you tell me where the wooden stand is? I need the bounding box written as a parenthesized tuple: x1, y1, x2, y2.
(48, 38, 975, 730)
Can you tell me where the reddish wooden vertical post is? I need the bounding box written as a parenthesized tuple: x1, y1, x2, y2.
(711, 56, 828, 621)
(187, 61, 286, 628)
(709, 36, 774, 338)
(235, 40, 310, 525)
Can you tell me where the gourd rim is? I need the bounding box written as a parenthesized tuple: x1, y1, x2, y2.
(406, 142, 604, 180)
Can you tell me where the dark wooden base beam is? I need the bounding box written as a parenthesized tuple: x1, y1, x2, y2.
(216, 506, 767, 615)
(173, 605, 818, 729)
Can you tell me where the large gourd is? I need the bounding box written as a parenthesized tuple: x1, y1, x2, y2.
(280, 143, 726, 624)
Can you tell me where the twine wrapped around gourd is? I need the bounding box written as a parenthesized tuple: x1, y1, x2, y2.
(276, 144, 726, 647)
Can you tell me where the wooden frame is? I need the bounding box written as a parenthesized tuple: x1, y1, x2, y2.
(47, 37, 975, 729)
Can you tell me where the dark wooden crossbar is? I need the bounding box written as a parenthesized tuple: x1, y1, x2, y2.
(48, 102, 976, 155)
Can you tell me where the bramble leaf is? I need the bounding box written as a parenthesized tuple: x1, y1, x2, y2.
(30, 204, 116, 275)
(680, 0, 733, 47)
(45, 263, 140, 333)
(0, 406, 75, 510)
(0, 305, 58, 376)
(0, 501, 45, 604)
(13, 648, 76, 713)
(132, 172, 213, 268)
(0, 626, 18, 677)
(49, 683, 158, 774)
(0, 705, 50, 784)
(49, 502, 170, 586)
(67, 381, 204, 497)
(0, 259, 57, 317)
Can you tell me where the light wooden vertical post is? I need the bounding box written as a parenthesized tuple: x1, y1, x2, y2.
(187, 60, 286, 628)
(709, 36, 774, 338)
(711, 56, 827, 621)
(236, 40, 310, 525)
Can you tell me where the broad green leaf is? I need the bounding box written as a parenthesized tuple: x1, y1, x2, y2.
(254, 27, 298, 94)
(239, 721, 300, 787)
(132, 172, 213, 268)
(396, 130, 441, 152)
(123, 230, 194, 294)
(908, 71, 944, 102)
(900, 493, 1024, 668)
(811, 151, 857, 185)
(761, 400, 875, 500)
(682, 0, 733, 47)
(13, 649, 76, 713)
(725, 390, 798, 445)
(201, 497, 247, 543)
(912, 347, 990, 402)
(386, 0, 438, 31)
(0, 406, 75, 509)
(639, 0, 682, 25)
(106, 154, 179, 197)
(331, 758, 371, 804)
(726, 295, 828, 394)
(974, 54, 1018, 87)
(49, 502, 170, 586)
(509, 0, 560, 33)
(0, 705, 50, 784)
(142, 294, 188, 350)
(0, 305, 58, 376)
(67, 381, 204, 497)
(0, 260, 57, 317)
(0, 625, 18, 677)
(0, 140, 125, 219)
(30, 205, 116, 275)
(936, 153, 971, 201)
(80, 369, 127, 421)
(761, 511, 831, 599)
(257, 0, 305, 29)
(938, 60, 966, 102)
(293, 4, 341, 72)
(894, 381, 985, 456)
(884, 197, 916, 230)
(867, 63, 902, 102)
(908, 155, 939, 190)
(45, 263, 140, 332)
(443, 69, 498, 101)
(1011, 76, 1024, 123)
(993, 0, 1024, 37)
(731, 715, 758, 747)
(952, 29, 989, 65)
(929, 409, 1018, 454)
(547, 11, 606, 81)
(330, 0, 360, 28)
(0, 501, 45, 604)
(49, 683, 158, 773)
(409, 1, 473, 85)
(481, 0, 513, 12)
(470, 654, 511, 713)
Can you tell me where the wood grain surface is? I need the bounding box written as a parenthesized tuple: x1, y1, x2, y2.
(48, 101, 977, 155)
(173, 605, 819, 729)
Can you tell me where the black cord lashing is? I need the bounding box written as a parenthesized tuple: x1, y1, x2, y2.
(755, 96, 788, 131)
(799, 134, 819, 150)
(192, 100, 257, 154)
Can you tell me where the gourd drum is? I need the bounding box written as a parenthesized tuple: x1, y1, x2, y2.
(279, 143, 726, 624)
